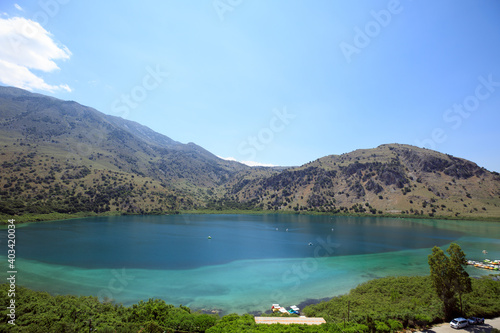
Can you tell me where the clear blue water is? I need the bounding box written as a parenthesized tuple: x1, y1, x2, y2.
(1, 214, 499, 314)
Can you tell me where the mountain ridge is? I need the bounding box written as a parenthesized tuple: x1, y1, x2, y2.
(1, 86, 499, 220)
(226, 143, 500, 218)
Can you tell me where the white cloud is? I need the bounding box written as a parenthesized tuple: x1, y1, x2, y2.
(241, 160, 277, 167)
(0, 16, 71, 92)
(218, 156, 277, 167)
(0, 59, 71, 92)
(14, 4, 24, 11)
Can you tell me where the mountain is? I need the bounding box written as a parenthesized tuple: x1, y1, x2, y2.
(0, 86, 265, 215)
(228, 144, 500, 218)
(0, 86, 249, 183)
(1, 86, 499, 220)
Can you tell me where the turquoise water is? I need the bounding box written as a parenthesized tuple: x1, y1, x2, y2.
(1, 215, 499, 314)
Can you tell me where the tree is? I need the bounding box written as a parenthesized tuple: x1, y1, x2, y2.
(447, 243, 472, 314)
(428, 243, 472, 320)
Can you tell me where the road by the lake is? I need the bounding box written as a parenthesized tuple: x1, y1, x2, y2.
(418, 317, 500, 333)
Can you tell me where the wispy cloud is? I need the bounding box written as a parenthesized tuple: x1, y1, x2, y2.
(0, 16, 71, 92)
(14, 4, 24, 11)
(218, 156, 277, 167)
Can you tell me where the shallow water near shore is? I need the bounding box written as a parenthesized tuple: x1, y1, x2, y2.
(1, 214, 499, 315)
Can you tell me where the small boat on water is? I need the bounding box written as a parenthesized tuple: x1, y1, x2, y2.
(208, 236, 212, 239)
(271, 304, 288, 314)
(289, 305, 300, 315)
(272, 304, 300, 315)
(467, 259, 499, 271)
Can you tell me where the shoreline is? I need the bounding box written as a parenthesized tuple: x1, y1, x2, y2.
(6, 276, 500, 330)
(2, 209, 500, 225)
(192, 297, 335, 317)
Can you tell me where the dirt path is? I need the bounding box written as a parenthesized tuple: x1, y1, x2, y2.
(418, 317, 500, 333)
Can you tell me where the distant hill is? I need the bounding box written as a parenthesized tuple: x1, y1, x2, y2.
(1, 86, 499, 220)
(228, 144, 500, 218)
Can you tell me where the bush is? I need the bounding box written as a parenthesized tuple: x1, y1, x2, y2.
(142, 321, 165, 333)
(414, 314, 433, 329)
(387, 319, 403, 331)
(343, 323, 369, 332)
(375, 320, 391, 332)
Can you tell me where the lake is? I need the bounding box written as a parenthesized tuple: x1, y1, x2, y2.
(1, 214, 499, 315)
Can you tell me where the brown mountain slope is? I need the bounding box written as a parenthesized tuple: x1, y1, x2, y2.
(0, 86, 257, 216)
(1, 87, 499, 220)
(228, 144, 500, 219)
(0, 87, 251, 191)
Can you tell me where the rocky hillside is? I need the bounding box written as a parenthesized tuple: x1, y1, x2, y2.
(226, 144, 500, 218)
(0, 87, 264, 216)
(1, 86, 499, 220)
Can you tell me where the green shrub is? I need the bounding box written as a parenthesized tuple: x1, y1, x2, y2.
(414, 314, 433, 329)
(375, 320, 391, 332)
(97, 326, 116, 333)
(387, 318, 403, 331)
(142, 321, 165, 333)
(343, 323, 369, 332)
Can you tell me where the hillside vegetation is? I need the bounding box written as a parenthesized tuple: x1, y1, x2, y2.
(1, 86, 500, 222)
(303, 275, 500, 330)
(229, 144, 500, 219)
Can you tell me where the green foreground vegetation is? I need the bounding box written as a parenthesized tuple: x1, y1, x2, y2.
(1, 274, 499, 332)
(305, 276, 500, 328)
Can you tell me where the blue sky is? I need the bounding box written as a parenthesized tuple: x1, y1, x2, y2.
(1, 1, 500, 171)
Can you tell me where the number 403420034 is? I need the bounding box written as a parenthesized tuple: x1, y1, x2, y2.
(7, 220, 16, 268)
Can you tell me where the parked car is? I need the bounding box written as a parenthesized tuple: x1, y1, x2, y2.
(468, 317, 485, 325)
(450, 318, 469, 329)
